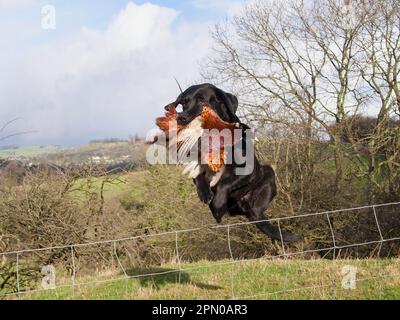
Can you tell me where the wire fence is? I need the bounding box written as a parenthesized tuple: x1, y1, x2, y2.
(1, 201, 399, 299)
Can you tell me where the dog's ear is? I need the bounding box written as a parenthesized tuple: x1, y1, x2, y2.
(215, 88, 239, 120)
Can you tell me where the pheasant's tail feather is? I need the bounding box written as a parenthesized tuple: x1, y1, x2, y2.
(176, 118, 204, 164)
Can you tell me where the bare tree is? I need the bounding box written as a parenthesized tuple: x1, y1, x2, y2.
(352, 1, 400, 199)
(0, 118, 36, 144)
(203, 0, 399, 201)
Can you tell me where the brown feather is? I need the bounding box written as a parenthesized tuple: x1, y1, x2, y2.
(155, 104, 181, 135)
(200, 107, 238, 131)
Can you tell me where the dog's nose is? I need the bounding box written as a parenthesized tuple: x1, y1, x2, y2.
(177, 114, 187, 125)
(164, 104, 172, 111)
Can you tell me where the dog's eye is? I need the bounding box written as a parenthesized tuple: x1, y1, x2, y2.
(176, 104, 183, 113)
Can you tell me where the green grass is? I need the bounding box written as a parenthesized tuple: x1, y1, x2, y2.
(8, 258, 400, 300)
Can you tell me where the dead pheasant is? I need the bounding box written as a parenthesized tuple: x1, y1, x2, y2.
(155, 104, 241, 176)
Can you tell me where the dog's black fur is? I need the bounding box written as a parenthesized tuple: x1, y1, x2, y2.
(167, 83, 240, 126)
(165, 83, 303, 243)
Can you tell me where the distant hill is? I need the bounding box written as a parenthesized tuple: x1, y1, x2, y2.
(0, 145, 66, 159)
(0, 141, 148, 183)
(41, 141, 147, 167)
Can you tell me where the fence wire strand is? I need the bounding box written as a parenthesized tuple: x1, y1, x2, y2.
(114, 241, 128, 278)
(2, 201, 399, 257)
(175, 231, 182, 284)
(227, 225, 235, 299)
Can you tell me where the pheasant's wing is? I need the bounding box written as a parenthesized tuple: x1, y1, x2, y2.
(201, 106, 240, 152)
(199, 106, 241, 157)
(201, 107, 239, 131)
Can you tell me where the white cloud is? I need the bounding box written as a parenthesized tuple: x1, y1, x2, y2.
(0, 2, 213, 145)
(0, 0, 37, 9)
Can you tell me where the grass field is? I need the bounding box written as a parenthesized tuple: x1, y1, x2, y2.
(9, 258, 400, 300)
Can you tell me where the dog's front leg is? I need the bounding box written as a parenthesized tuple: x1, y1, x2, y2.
(193, 174, 214, 205)
(209, 187, 229, 223)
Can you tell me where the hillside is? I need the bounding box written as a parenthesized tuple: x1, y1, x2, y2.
(1, 142, 399, 301)
(0, 142, 146, 165)
(0, 145, 66, 159)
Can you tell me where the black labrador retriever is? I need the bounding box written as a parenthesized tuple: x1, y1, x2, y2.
(165, 83, 303, 243)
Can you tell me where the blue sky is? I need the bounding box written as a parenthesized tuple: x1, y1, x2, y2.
(0, 0, 245, 146)
(1, 0, 245, 50)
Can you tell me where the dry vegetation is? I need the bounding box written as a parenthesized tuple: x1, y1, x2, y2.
(0, 163, 399, 298)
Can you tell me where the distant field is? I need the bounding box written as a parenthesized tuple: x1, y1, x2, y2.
(0, 146, 66, 158)
(0, 142, 145, 165)
(9, 258, 400, 300)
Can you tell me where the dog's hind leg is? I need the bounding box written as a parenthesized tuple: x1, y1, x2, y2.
(238, 201, 303, 244)
(254, 218, 303, 244)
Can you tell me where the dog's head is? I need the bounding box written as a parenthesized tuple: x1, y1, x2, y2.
(165, 83, 239, 126)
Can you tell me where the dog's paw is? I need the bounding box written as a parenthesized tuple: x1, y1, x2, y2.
(212, 213, 223, 224)
(198, 188, 214, 205)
